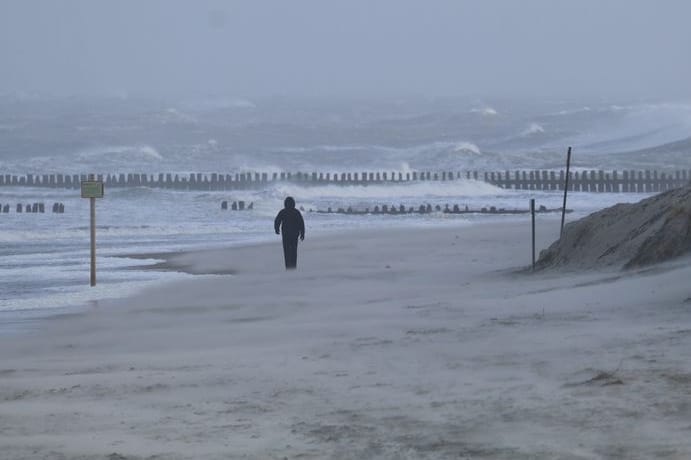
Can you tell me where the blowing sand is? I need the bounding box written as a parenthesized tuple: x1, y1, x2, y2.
(1, 219, 691, 459)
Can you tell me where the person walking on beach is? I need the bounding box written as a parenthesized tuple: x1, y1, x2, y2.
(274, 196, 305, 269)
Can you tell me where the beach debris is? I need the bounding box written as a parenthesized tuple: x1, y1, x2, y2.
(566, 360, 626, 387)
(107, 453, 128, 460)
(585, 371, 624, 386)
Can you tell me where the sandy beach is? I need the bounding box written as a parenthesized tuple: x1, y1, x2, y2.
(2, 219, 691, 459)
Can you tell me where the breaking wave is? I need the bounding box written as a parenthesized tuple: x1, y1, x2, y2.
(471, 107, 498, 116)
(452, 142, 482, 155)
(521, 123, 545, 137)
(267, 179, 502, 202)
(163, 108, 197, 124)
(77, 145, 164, 161)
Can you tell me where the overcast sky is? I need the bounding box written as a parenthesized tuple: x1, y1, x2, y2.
(1, 0, 690, 100)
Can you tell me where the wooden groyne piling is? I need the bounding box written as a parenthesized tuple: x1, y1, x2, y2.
(221, 201, 254, 210)
(1, 169, 689, 192)
(488, 169, 691, 193)
(0, 202, 64, 214)
(310, 203, 569, 216)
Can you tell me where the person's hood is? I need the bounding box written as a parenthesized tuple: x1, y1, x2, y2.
(284, 196, 296, 209)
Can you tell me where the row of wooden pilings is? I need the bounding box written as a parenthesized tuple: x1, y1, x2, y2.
(311, 203, 566, 215)
(0, 202, 65, 213)
(1, 169, 689, 193)
(221, 201, 254, 211)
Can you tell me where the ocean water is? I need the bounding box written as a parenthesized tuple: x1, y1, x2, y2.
(1, 95, 689, 325)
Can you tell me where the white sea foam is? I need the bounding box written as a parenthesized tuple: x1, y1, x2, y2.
(164, 108, 197, 124)
(268, 179, 502, 201)
(0, 275, 185, 312)
(554, 106, 592, 116)
(399, 162, 414, 173)
(271, 144, 376, 154)
(452, 142, 482, 155)
(521, 123, 545, 137)
(136, 146, 164, 160)
(77, 145, 164, 161)
(471, 107, 498, 116)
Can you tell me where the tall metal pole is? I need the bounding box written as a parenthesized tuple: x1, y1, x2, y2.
(89, 174, 96, 287)
(531, 198, 536, 271)
(560, 146, 572, 238)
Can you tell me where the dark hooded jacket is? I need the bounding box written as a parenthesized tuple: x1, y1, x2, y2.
(274, 197, 305, 239)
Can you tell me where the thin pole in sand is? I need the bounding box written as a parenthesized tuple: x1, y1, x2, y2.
(89, 174, 96, 286)
(531, 198, 536, 271)
(560, 146, 572, 238)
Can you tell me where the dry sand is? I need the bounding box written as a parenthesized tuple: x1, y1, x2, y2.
(1, 219, 691, 459)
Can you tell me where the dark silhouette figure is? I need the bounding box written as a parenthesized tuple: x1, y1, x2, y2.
(274, 197, 305, 269)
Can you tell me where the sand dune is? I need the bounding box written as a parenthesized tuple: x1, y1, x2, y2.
(538, 185, 691, 270)
(1, 219, 690, 459)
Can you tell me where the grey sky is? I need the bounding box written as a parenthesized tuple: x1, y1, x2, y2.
(1, 0, 690, 99)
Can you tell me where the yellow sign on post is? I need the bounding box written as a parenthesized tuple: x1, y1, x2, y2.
(81, 178, 104, 286)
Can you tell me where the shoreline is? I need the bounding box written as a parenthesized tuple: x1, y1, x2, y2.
(1, 220, 484, 335)
(2, 220, 690, 458)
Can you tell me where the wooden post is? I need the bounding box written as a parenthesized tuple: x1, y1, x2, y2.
(80, 174, 104, 287)
(531, 198, 536, 271)
(605, 172, 612, 193)
(560, 146, 572, 238)
(89, 174, 96, 287)
(90, 194, 96, 286)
